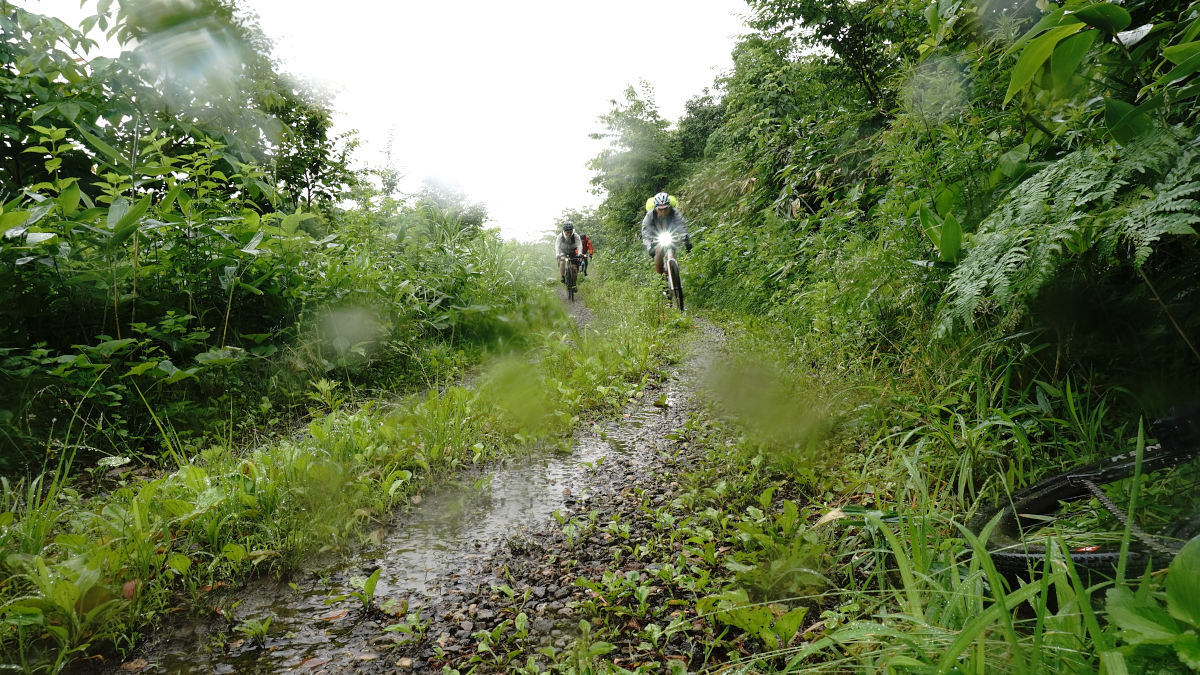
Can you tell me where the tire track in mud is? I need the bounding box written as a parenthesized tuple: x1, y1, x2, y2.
(109, 302, 721, 674)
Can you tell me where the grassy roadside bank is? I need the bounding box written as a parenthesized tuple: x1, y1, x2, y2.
(528, 313, 1200, 674)
(0, 271, 684, 673)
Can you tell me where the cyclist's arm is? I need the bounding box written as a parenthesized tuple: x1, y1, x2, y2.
(640, 212, 656, 251)
(669, 212, 690, 239)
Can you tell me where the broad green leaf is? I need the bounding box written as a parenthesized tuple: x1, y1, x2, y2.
(95, 338, 136, 356)
(163, 367, 199, 384)
(1154, 50, 1200, 88)
(222, 543, 246, 563)
(195, 348, 245, 366)
(58, 101, 80, 123)
(934, 182, 962, 216)
(1, 210, 30, 232)
(919, 205, 942, 246)
(160, 185, 181, 210)
(774, 606, 808, 645)
(1177, 631, 1200, 670)
(1184, 15, 1200, 44)
(363, 568, 380, 598)
(58, 182, 81, 215)
(1099, 650, 1130, 675)
(160, 499, 194, 518)
(939, 214, 962, 262)
(1164, 41, 1200, 66)
(3, 606, 45, 627)
(1070, 3, 1131, 33)
(72, 124, 129, 170)
(1051, 29, 1098, 90)
(240, 230, 264, 255)
(125, 360, 159, 376)
(588, 641, 616, 656)
(998, 143, 1031, 177)
(167, 553, 192, 574)
(1105, 98, 1154, 145)
(1167, 536, 1200, 626)
(1006, 24, 1087, 104)
(1005, 8, 1074, 55)
(281, 212, 302, 234)
(105, 198, 129, 232)
(1105, 586, 1182, 645)
(109, 194, 152, 248)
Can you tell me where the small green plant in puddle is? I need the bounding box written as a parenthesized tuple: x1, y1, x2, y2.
(233, 615, 272, 648)
(579, 454, 606, 475)
(347, 568, 381, 611)
(383, 605, 430, 646)
(328, 568, 380, 612)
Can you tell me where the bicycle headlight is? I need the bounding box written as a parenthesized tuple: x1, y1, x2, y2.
(656, 232, 674, 247)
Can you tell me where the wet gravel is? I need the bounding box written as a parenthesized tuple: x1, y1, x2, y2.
(102, 308, 722, 674)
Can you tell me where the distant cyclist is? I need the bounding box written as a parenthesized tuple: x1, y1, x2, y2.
(641, 192, 691, 275)
(579, 232, 594, 276)
(555, 222, 583, 284)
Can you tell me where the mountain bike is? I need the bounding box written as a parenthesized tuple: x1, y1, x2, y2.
(968, 407, 1200, 576)
(656, 232, 684, 312)
(563, 253, 582, 302)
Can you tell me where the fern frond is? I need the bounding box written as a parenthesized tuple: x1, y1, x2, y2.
(1108, 149, 1200, 266)
(938, 130, 1197, 336)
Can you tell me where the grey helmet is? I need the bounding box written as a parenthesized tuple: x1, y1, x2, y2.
(652, 192, 671, 208)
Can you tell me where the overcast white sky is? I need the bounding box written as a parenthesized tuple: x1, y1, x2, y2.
(30, 0, 750, 242)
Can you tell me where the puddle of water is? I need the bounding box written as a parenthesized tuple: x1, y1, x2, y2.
(141, 428, 636, 673)
(368, 435, 614, 598)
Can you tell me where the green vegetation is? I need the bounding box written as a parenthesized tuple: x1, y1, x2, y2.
(571, 0, 1200, 670)
(4, 0, 1200, 671)
(0, 270, 681, 669)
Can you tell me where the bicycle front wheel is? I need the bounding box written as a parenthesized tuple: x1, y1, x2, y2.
(566, 264, 578, 302)
(668, 258, 684, 312)
(968, 442, 1200, 576)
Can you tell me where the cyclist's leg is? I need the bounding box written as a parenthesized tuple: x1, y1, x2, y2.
(653, 247, 665, 275)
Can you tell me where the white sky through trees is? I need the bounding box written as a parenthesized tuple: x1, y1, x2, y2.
(28, 0, 749, 242)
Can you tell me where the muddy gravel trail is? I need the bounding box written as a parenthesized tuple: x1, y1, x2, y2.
(108, 305, 721, 674)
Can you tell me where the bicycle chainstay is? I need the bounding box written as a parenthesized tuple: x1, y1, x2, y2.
(1076, 478, 1181, 557)
(1063, 442, 1195, 557)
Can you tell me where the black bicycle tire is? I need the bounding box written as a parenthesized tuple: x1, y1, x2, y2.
(668, 258, 684, 312)
(969, 442, 1200, 575)
(566, 264, 577, 302)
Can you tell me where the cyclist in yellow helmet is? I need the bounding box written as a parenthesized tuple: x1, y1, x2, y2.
(641, 192, 692, 275)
